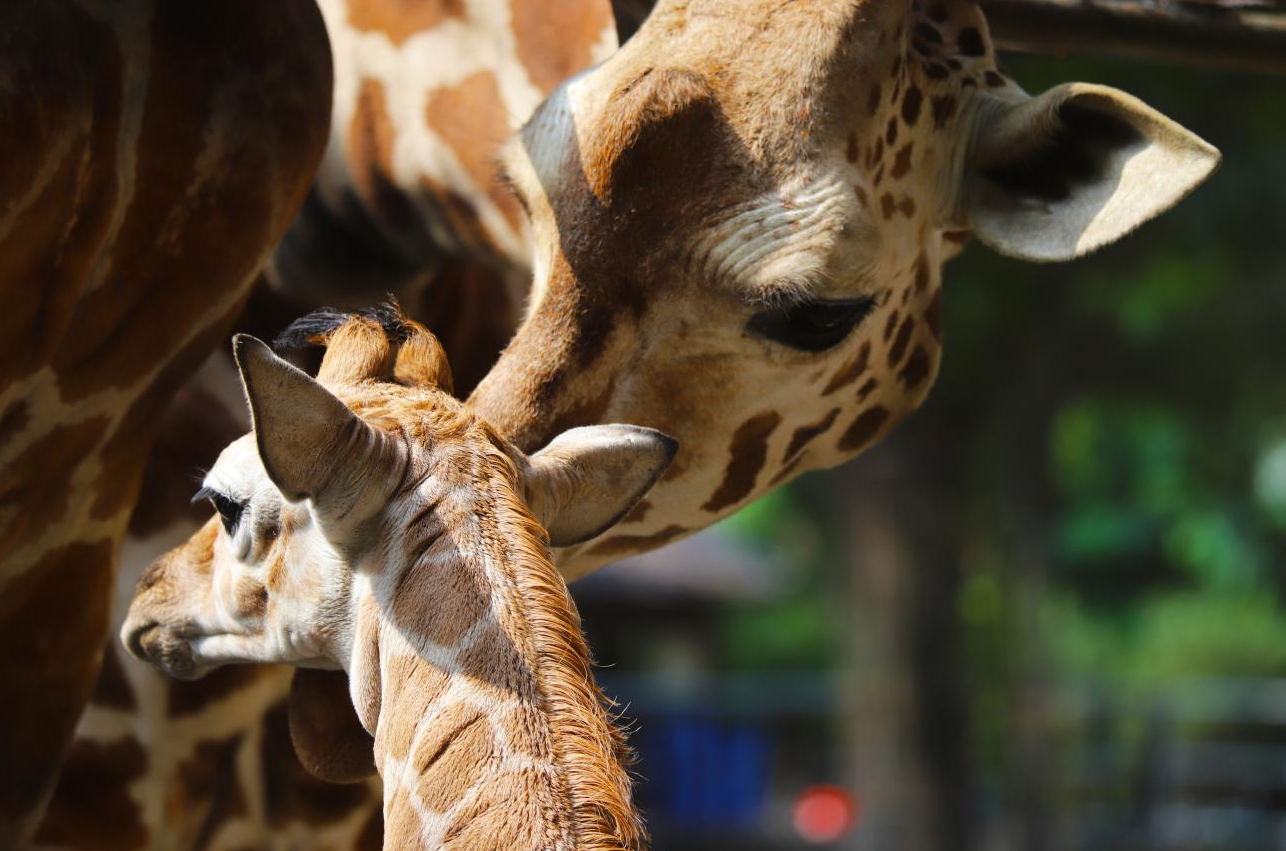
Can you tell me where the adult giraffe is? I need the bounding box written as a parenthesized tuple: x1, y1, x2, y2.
(0, 2, 331, 848)
(471, 0, 1220, 573)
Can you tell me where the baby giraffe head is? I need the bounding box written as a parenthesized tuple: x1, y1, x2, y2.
(123, 312, 672, 850)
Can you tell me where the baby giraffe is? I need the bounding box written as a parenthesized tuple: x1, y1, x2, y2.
(121, 313, 673, 851)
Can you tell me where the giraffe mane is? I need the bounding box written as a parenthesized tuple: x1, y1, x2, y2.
(274, 300, 411, 350)
(481, 440, 647, 851)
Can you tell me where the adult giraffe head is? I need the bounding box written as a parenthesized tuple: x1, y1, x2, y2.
(121, 316, 670, 850)
(471, 0, 1219, 576)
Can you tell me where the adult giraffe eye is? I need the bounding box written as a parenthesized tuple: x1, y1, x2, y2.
(747, 297, 877, 353)
(193, 488, 244, 535)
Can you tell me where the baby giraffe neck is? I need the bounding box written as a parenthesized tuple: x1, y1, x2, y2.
(347, 450, 644, 851)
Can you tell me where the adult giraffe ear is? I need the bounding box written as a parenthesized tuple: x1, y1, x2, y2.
(964, 83, 1220, 262)
(287, 669, 376, 783)
(234, 335, 403, 520)
(524, 425, 678, 547)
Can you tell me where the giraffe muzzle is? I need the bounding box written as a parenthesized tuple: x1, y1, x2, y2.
(122, 620, 200, 680)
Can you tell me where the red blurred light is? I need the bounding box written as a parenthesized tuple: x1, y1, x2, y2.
(792, 784, 860, 844)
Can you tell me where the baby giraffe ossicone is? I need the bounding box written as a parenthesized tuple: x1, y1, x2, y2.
(122, 313, 675, 851)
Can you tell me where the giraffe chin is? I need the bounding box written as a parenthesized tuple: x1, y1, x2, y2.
(122, 622, 208, 681)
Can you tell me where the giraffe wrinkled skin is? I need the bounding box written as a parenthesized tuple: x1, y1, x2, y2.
(123, 314, 670, 851)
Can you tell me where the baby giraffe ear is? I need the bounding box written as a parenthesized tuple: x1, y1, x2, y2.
(524, 425, 678, 547)
(234, 335, 402, 516)
(965, 83, 1220, 262)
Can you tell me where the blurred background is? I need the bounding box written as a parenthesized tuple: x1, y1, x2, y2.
(569, 53, 1286, 851)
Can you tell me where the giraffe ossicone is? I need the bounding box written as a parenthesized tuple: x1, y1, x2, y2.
(122, 313, 671, 851)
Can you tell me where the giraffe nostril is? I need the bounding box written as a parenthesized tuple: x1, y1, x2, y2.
(124, 622, 159, 664)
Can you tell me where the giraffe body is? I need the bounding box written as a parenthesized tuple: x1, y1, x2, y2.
(122, 315, 667, 850)
(42, 2, 625, 846)
(0, 3, 331, 846)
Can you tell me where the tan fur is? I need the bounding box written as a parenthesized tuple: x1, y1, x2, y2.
(122, 316, 663, 850)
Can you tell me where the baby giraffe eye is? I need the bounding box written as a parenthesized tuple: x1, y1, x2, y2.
(193, 487, 245, 535)
(747, 296, 877, 353)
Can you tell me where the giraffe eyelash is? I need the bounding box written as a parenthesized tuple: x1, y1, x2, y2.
(192, 487, 246, 533)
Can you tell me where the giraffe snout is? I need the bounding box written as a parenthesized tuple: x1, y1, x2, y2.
(120, 618, 200, 680)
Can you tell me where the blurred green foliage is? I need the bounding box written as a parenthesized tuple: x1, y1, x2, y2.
(709, 54, 1285, 790)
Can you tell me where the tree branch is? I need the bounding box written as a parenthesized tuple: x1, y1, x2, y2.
(981, 0, 1286, 75)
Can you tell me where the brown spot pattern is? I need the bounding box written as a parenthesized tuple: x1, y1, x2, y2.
(701, 412, 782, 513)
(839, 407, 892, 452)
(424, 70, 526, 235)
(511, 0, 613, 94)
(891, 143, 914, 179)
(784, 408, 841, 461)
(931, 94, 957, 129)
(901, 85, 922, 125)
(32, 737, 148, 851)
(888, 315, 916, 366)
(823, 341, 871, 395)
(899, 345, 933, 390)
(90, 646, 135, 712)
(586, 524, 689, 558)
(347, 0, 464, 46)
(925, 288, 943, 342)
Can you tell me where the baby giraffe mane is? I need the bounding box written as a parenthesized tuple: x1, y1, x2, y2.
(479, 441, 645, 851)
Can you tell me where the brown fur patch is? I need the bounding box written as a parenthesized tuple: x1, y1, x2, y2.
(377, 659, 452, 764)
(176, 734, 249, 851)
(0, 539, 113, 819)
(90, 646, 135, 712)
(413, 704, 498, 812)
(925, 288, 943, 342)
(932, 93, 957, 129)
(32, 737, 148, 851)
(392, 552, 490, 647)
(701, 412, 782, 513)
(585, 524, 689, 558)
(235, 579, 269, 619)
(888, 314, 916, 366)
(891, 142, 914, 179)
(511, 0, 613, 94)
(785, 408, 841, 461)
(914, 252, 931, 293)
(0, 415, 107, 559)
(349, 78, 426, 244)
(857, 377, 880, 403)
(424, 69, 527, 236)
(899, 345, 933, 390)
(168, 664, 275, 719)
(822, 341, 871, 395)
(346, 0, 464, 46)
(901, 84, 923, 125)
(838, 407, 892, 452)
(769, 455, 804, 488)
